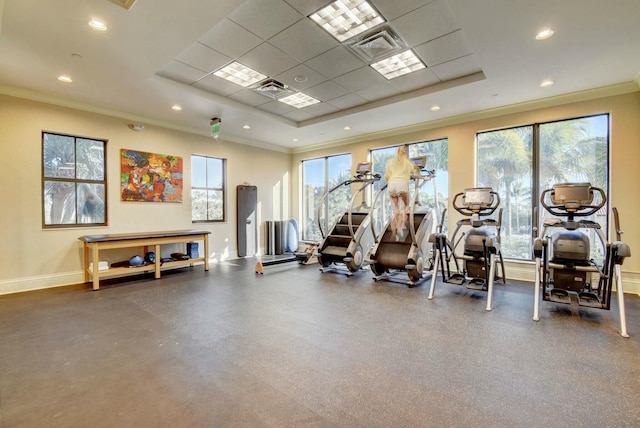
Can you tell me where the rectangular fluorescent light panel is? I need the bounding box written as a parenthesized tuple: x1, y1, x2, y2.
(278, 92, 321, 109)
(370, 50, 426, 80)
(309, 0, 385, 42)
(213, 62, 267, 87)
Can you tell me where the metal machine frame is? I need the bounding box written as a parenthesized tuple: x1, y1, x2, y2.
(316, 162, 380, 275)
(532, 182, 631, 337)
(365, 157, 437, 287)
(427, 187, 505, 311)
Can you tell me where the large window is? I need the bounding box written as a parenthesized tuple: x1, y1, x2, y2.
(370, 138, 449, 232)
(477, 114, 609, 260)
(42, 132, 106, 227)
(301, 153, 352, 241)
(191, 154, 226, 222)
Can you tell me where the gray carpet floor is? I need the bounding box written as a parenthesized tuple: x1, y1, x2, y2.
(1, 258, 639, 427)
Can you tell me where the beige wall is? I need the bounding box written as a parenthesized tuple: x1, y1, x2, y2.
(291, 89, 640, 294)
(0, 95, 291, 294)
(1, 88, 639, 295)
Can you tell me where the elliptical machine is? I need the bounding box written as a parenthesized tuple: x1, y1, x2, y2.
(365, 156, 437, 287)
(316, 162, 380, 275)
(532, 182, 631, 337)
(428, 187, 505, 311)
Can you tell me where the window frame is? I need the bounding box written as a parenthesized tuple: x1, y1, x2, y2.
(300, 153, 352, 241)
(370, 138, 449, 232)
(41, 131, 108, 229)
(191, 154, 227, 223)
(476, 113, 610, 261)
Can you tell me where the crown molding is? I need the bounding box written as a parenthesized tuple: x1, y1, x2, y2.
(291, 81, 640, 154)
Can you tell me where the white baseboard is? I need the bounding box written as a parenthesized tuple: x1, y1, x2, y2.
(0, 272, 84, 295)
(2, 261, 639, 296)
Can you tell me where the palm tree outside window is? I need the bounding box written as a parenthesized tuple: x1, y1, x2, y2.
(477, 114, 609, 261)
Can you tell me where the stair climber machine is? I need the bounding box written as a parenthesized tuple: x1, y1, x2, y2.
(316, 162, 380, 275)
(365, 157, 437, 287)
(427, 187, 506, 311)
(532, 182, 631, 337)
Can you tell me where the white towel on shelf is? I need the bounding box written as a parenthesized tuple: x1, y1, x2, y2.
(89, 261, 109, 272)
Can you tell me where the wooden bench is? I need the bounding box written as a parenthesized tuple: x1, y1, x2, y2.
(79, 230, 210, 290)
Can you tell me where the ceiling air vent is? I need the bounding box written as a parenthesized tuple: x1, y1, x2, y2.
(253, 79, 293, 100)
(107, 0, 138, 10)
(345, 25, 407, 64)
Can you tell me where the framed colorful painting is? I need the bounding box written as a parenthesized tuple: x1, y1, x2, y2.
(120, 149, 183, 202)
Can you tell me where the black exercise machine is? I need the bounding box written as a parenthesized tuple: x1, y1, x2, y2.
(365, 157, 437, 287)
(532, 182, 631, 337)
(428, 187, 505, 311)
(316, 162, 380, 275)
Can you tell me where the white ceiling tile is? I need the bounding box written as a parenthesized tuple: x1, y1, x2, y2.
(269, 19, 338, 62)
(257, 100, 296, 115)
(356, 81, 401, 101)
(227, 0, 303, 40)
(430, 53, 482, 80)
(238, 42, 299, 77)
(175, 42, 232, 73)
(327, 93, 369, 109)
(283, 0, 331, 16)
(299, 101, 340, 117)
(228, 89, 272, 107)
(282, 108, 314, 122)
(193, 74, 245, 96)
(304, 81, 347, 101)
(198, 19, 263, 59)
(373, 0, 437, 21)
(157, 61, 208, 84)
(306, 46, 365, 79)
(333, 66, 388, 92)
(388, 67, 441, 92)
(391, 0, 459, 46)
(274, 64, 327, 90)
(413, 30, 472, 66)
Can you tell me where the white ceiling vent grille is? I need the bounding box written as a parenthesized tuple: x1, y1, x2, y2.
(107, 0, 138, 10)
(345, 25, 407, 64)
(253, 79, 293, 100)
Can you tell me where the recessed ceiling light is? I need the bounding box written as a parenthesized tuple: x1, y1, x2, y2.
(57, 75, 72, 83)
(540, 79, 554, 87)
(309, 0, 385, 42)
(292, 138, 299, 142)
(294, 75, 308, 83)
(430, 105, 441, 111)
(344, 126, 351, 130)
(213, 62, 267, 87)
(535, 28, 554, 40)
(243, 125, 251, 129)
(88, 19, 107, 31)
(278, 92, 321, 109)
(171, 104, 182, 111)
(370, 50, 426, 80)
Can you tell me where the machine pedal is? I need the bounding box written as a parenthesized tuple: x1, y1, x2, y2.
(466, 279, 486, 290)
(446, 274, 466, 285)
(549, 288, 571, 304)
(321, 246, 347, 257)
(577, 292, 602, 308)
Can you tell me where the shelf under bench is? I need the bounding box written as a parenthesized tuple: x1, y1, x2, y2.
(79, 229, 211, 290)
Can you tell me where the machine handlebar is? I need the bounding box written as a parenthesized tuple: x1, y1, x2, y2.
(540, 183, 605, 218)
(452, 188, 500, 217)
